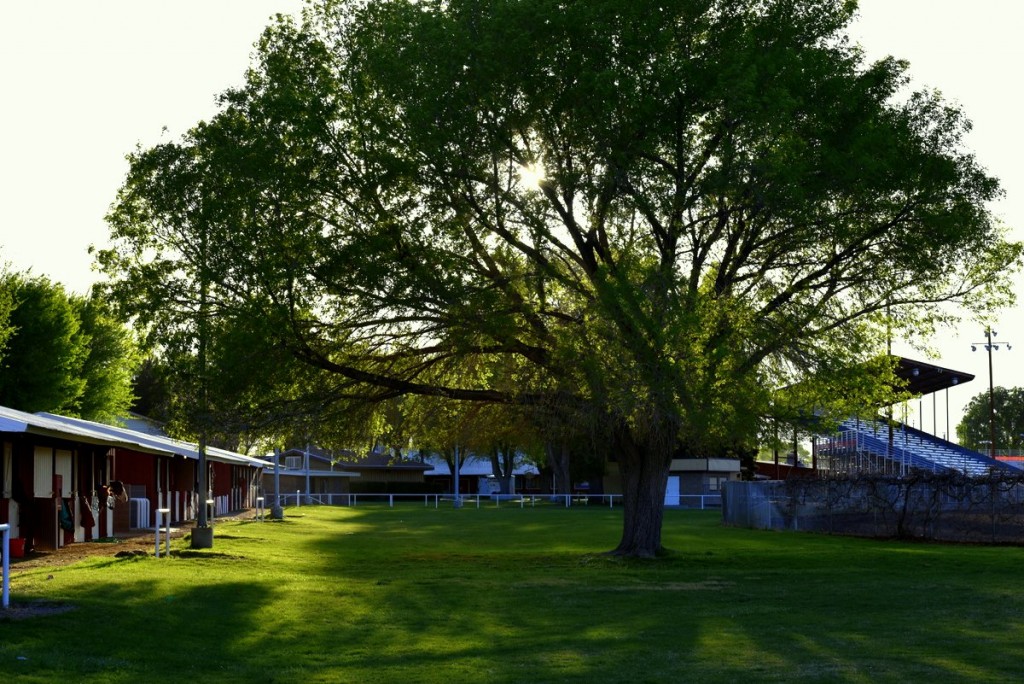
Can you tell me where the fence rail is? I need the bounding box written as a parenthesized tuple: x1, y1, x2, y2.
(667, 494, 722, 509)
(274, 491, 624, 509)
(270, 491, 722, 510)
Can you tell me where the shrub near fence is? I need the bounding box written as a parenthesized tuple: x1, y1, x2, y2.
(723, 473, 1024, 543)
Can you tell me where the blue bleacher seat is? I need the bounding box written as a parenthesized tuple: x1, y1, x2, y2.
(825, 418, 1013, 476)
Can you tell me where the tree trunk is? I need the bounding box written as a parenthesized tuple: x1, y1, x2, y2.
(546, 441, 571, 494)
(500, 448, 514, 494)
(610, 426, 672, 558)
(489, 447, 514, 494)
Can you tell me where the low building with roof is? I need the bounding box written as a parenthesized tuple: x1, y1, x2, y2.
(1, 405, 265, 553)
(421, 453, 542, 496)
(261, 447, 359, 505)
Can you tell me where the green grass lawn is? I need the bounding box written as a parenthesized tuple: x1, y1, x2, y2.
(3, 504, 1024, 683)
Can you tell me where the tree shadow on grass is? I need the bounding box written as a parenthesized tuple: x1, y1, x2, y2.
(277, 506, 1024, 682)
(0, 576, 282, 681)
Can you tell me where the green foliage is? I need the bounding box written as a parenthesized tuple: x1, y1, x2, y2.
(74, 294, 142, 423)
(99, 0, 1021, 555)
(957, 386, 1024, 453)
(130, 356, 173, 423)
(0, 272, 139, 420)
(0, 264, 13, 364)
(0, 273, 87, 414)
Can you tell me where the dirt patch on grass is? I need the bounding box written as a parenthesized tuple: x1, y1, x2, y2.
(0, 601, 76, 621)
(9, 534, 167, 571)
(6, 512, 255, 571)
(170, 550, 247, 561)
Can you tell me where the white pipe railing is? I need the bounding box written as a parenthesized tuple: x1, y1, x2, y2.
(664, 494, 724, 510)
(268, 492, 730, 509)
(1, 523, 9, 609)
(155, 509, 171, 558)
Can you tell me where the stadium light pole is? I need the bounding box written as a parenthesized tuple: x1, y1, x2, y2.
(971, 328, 1012, 460)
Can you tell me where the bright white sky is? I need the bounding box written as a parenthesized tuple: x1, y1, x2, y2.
(1, 0, 1022, 438)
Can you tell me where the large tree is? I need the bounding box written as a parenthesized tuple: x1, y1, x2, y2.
(99, 0, 1020, 556)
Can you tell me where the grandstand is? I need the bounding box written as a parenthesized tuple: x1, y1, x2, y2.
(818, 417, 1013, 476)
(764, 357, 1015, 478)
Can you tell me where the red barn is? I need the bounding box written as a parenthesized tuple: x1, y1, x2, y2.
(1, 406, 264, 553)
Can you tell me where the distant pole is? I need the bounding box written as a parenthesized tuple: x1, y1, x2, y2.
(773, 420, 779, 480)
(971, 328, 1012, 460)
(885, 304, 893, 468)
(453, 446, 462, 509)
(988, 329, 996, 459)
(272, 449, 284, 519)
(191, 237, 213, 549)
(304, 442, 311, 504)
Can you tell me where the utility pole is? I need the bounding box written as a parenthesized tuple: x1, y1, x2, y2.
(272, 449, 284, 519)
(191, 226, 213, 549)
(971, 328, 1012, 460)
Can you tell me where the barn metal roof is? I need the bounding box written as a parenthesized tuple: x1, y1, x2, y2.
(0, 405, 264, 468)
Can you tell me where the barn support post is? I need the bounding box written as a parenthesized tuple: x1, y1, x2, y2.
(191, 439, 214, 549)
(1, 523, 9, 609)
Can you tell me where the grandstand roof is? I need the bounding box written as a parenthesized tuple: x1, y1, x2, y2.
(895, 357, 974, 396)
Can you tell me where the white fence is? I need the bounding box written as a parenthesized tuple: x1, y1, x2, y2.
(274, 492, 623, 508)
(667, 494, 723, 510)
(271, 491, 722, 510)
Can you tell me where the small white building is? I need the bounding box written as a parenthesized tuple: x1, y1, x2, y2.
(663, 458, 742, 507)
(421, 453, 541, 496)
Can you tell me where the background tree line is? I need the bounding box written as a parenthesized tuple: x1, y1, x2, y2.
(958, 387, 1024, 455)
(0, 264, 139, 423)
